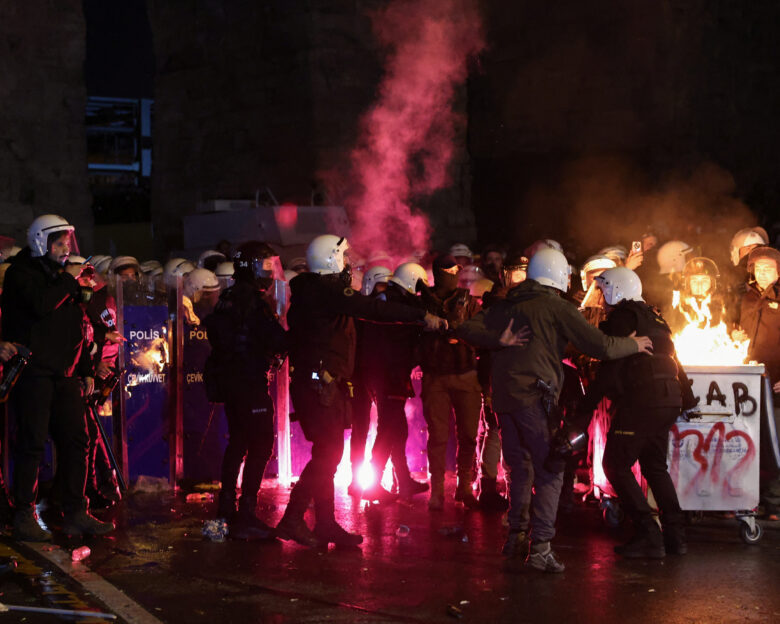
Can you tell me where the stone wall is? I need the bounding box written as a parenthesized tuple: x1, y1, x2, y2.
(0, 1, 92, 250)
(146, 0, 476, 254)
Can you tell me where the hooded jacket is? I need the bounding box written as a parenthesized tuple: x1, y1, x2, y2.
(1, 247, 92, 377)
(457, 279, 637, 411)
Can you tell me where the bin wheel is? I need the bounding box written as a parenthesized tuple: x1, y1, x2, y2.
(739, 521, 763, 545)
(602, 501, 624, 528)
(685, 511, 704, 525)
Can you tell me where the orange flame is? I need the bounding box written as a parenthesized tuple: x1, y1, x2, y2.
(671, 291, 750, 366)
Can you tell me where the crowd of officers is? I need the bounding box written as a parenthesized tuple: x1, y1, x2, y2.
(1, 215, 779, 574)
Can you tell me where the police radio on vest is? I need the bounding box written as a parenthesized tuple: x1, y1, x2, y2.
(129, 329, 161, 341)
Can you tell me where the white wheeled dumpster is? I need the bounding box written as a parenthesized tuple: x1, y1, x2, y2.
(667, 364, 769, 544)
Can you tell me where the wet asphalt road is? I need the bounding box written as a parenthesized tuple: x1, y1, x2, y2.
(2, 475, 779, 623)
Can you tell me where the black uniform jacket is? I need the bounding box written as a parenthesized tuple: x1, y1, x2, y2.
(361, 282, 424, 396)
(1, 247, 92, 377)
(204, 280, 287, 381)
(581, 300, 694, 418)
(287, 272, 426, 380)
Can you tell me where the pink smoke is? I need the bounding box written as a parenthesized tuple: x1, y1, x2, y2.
(339, 0, 484, 264)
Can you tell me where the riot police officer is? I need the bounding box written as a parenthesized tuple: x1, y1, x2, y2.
(458, 249, 650, 573)
(587, 267, 696, 558)
(1, 215, 114, 540)
(361, 262, 430, 502)
(204, 241, 287, 540)
(275, 235, 444, 548)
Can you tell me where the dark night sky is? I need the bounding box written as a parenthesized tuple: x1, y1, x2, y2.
(84, 0, 154, 98)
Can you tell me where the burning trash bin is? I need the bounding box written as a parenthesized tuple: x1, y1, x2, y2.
(588, 280, 780, 542)
(666, 286, 777, 544)
(669, 364, 765, 543)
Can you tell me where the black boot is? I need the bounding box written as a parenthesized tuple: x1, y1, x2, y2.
(479, 477, 509, 512)
(398, 477, 428, 500)
(314, 520, 363, 547)
(276, 485, 318, 547)
(230, 497, 275, 541)
(501, 529, 529, 558)
(455, 478, 480, 509)
(13, 506, 52, 542)
(361, 483, 397, 504)
(615, 517, 665, 559)
(216, 490, 237, 520)
(662, 523, 687, 555)
(314, 491, 362, 547)
(0, 480, 14, 527)
(62, 508, 114, 537)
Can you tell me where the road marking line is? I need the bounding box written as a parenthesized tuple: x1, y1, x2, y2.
(22, 542, 164, 624)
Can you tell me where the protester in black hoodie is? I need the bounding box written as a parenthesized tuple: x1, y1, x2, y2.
(1, 214, 113, 541)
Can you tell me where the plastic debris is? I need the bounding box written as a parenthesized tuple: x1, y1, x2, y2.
(133, 475, 170, 492)
(71, 546, 91, 562)
(202, 519, 228, 542)
(186, 492, 214, 503)
(446, 604, 463, 619)
(396, 525, 411, 537)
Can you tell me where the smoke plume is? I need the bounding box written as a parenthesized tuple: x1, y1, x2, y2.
(518, 157, 759, 268)
(334, 0, 484, 263)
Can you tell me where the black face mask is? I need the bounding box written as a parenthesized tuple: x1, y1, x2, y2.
(257, 276, 273, 291)
(434, 269, 459, 293)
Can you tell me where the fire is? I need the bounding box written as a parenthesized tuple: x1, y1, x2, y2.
(131, 336, 169, 374)
(671, 291, 750, 366)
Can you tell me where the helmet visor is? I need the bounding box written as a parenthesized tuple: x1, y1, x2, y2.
(46, 229, 79, 265)
(251, 255, 285, 281)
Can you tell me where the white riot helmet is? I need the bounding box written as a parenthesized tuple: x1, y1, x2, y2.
(449, 243, 473, 262)
(0, 245, 21, 262)
(214, 261, 235, 283)
(66, 255, 87, 265)
(527, 248, 571, 292)
(27, 214, 75, 258)
(183, 268, 220, 300)
(109, 255, 141, 276)
(580, 255, 617, 290)
(146, 266, 164, 292)
(140, 260, 162, 274)
(283, 269, 298, 282)
(595, 267, 643, 305)
(656, 240, 693, 275)
(362, 265, 392, 295)
(597, 245, 628, 266)
(730, 228, 768, 266)
(526, 239, 563, 259)
(93, 256, 113, 276)
(389, 263, 427, 294)
(306, 234, 349, 275)
(164, 258, 196, 286)
(197, 249, 226, 270)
